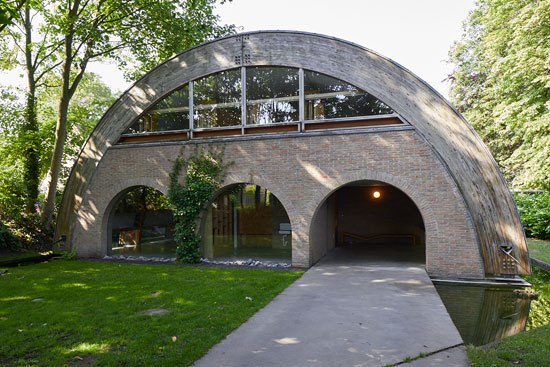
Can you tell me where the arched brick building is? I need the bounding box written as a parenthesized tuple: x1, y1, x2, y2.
(56, 31, 530, 279)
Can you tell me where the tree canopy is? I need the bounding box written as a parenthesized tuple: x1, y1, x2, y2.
(1, 0, 235, 249)
(448, 0, 550, 189)
(0, 0, 236, 229)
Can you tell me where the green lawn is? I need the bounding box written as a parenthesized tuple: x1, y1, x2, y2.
(527, 238, 550, 263)
(0, 260, 302, 367)
(467, 324, 550, 366)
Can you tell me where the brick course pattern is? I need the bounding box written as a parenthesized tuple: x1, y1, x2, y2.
(73, 129, 484, 279)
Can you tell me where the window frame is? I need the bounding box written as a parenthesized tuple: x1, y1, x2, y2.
(120, 66, 400, 140)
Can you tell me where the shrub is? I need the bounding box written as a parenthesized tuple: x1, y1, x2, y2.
(513, 192, 550, 240)
(0, 219, 22, 251)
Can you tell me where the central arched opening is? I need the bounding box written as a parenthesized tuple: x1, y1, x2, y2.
(310, 180, 425, 264)
(201, 183, 292, 262)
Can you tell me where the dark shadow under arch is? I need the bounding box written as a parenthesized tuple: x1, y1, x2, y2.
(309, 180, 425, 265)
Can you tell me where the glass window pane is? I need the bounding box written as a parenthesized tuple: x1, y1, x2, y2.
(304, 71, 393, 120)
(202, 184, 292, 261)
(193, 69, 242, 128)
(246, 67, 299, 124)
(110, 186, 176, 258)
(125, 85, 190, 133)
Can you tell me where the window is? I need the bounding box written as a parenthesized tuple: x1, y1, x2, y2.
(193, 69, 242, 128)
(109, 186, 176, 258)
(202, 184, 292, 261)
(126, 85, 190, 133)
(246, 67, 299, 124)
(122, 67, 396, 138)
(304, 71, 393, 120)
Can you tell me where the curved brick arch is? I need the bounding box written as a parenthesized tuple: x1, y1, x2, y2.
(198, 178, 297, 261)
(73, 177, 169, 257)
(308, 170, 438, 237)
(58, 31, 529, 277)
(303, 167, 483, 278)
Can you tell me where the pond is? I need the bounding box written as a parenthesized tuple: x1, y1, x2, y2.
(434, 283, 533, 346)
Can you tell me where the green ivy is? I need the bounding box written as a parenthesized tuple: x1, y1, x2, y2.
(168, 145, 231, 263)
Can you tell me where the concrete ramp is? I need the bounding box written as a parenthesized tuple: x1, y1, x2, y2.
(194, 246, 468, 367)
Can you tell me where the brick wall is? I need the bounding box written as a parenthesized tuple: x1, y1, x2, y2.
(72, 129, 485, 278)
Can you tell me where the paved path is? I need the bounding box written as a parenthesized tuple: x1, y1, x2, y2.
(194, 245, 468, 366)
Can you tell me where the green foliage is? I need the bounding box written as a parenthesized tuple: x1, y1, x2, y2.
(524, 268, 550, 329)
(0, 214, 52, 252)
(448, 0, 550, 189)
(513, 192, 550, 240)
(0, 260, 302, 366)
(168, 145, 231, 263)
(36, 72, 116, 186)
(0, 218, 21, 251)
(0, 76, 111, 250)
(0, 0, 20, 28)
(61, 249, 77, 260)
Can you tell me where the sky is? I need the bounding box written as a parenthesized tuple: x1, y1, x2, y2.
(3, 0, 476, 100)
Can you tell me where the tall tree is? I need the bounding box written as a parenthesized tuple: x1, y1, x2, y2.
(37, 72, 116, 188)
(39, 0, 235, 226)
(448, 0, 550, 189)
(1, 0, 63, 213)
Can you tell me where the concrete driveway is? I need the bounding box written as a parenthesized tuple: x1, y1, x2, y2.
(193, 244, 468, 366)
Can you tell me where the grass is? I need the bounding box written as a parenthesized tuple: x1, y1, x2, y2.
(467, 267, 550, 366)
(527, 238, 550, 263)
(0, 260, 303, 367)
(467, 325, 550, 366)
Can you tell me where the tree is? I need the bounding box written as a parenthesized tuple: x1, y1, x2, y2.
(0, 86, 26, 218)
(448, 0, 550, 189)
(37, 72, 116, 188)
(1, 0, 64, 213)
(38, 0, 235, 227)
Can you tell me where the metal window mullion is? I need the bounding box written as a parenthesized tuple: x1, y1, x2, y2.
(299, 68, 304, 132)
(189, 81, 194, 139)
(241, 66, 246, 135)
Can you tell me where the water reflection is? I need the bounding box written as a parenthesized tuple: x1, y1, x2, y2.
(435, 284, 531, 346)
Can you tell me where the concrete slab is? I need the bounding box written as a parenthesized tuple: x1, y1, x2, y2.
(402, 345, 469, 367)
(193, 245, 467, 367)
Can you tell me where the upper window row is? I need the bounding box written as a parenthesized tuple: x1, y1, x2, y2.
(125, 67, 394, 134)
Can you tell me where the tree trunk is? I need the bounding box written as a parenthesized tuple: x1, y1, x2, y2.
(40, 0, 82, 227)
(40, 72, 70, 226)
(22, 5, 39, 213)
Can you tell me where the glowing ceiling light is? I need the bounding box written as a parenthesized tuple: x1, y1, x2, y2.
(373, 191, 381, 199)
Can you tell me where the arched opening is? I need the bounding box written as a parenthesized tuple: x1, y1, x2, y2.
(107, 186, 176, 258)
(310, 180, 425, 264)
(201, 183, 292, 262)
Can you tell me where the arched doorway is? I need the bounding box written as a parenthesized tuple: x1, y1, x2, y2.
(310, 180, 425, 264)
(107, 186, 176, 258)
(201, 183, 292, 262)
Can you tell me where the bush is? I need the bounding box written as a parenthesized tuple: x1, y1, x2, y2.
(0, 219, 22, 251)
(513, 192, 550, 240)
(0, 214, 52, 253)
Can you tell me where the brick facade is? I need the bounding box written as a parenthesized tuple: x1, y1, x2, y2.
(73, 128, 485, 279)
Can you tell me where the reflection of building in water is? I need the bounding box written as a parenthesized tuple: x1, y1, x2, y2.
(435, 284, 531, 345)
